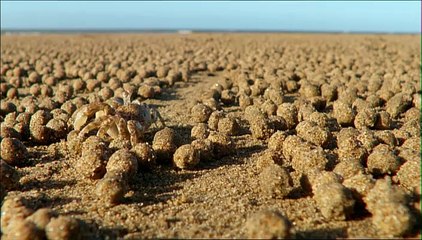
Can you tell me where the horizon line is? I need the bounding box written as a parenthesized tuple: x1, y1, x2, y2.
(1, 28, 420, 35)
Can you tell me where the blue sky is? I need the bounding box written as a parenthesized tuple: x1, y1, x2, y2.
(1, 1, 420, 33)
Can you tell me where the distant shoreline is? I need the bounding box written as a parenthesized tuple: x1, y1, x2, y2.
(1, 29, 419, 35)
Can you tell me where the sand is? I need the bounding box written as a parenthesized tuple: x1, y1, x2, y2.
(0, 33, 420, 239)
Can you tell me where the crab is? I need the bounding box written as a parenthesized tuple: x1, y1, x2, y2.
(70, 91, 165, 146)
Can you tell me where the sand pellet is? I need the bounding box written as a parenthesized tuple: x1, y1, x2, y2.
(357, 129, 379, 151)
(191, 139, 215, 162)
(336, 129, 368, 162)
(238, 94, 253, 110)
(191, 103, 213, 123)
(244, 105, 264, 122)
(401, 136, 420, 151)
(374, 130, 397, 147)
(267, 131, 287, 155)
(220, 89, 236, 105)
(260, 100, 278, 116)
(299, 82, 320, 98)
(292, 146, 328, 173)
(207, 110, 225, 130)
(333, 160, 364, 180)
(364, 178, 408, 213)
(260, 164, 292, 198)
(0, 160, 20, 190)
(313, 182, 355, 220)
(308, 112, 329, 128)
(366, 146, 401, 176)
(29, 110, 52, 127)
(207, 131, 233, 159)
(371, 202, 415, 237)
(256, 150, 284, 170)
(363, 178, 414, 237)
(30, 124, 53, 144)
(333, 101, 356, 126)
(354, 108, 377, 129)
(244, 210, 291, 239)
(46, 118, 68, 141)
(95, 174, 128, 206)
(282, 135, 307, 162)
(131, 143, 156, 170)
(45, 216, 80, 240)
(78, 152, 107, 180)
(296, 121, 331, 148)
(321, 84, 337, 102)
(152, 127, 179, 162)
(1, 197, 34, 234)
(307, 170, 342, 192)
(217, 117, 240, 136)
(106, 149, 138, 180)
(397, 160, 421, 195)
(276, 103, 298, 129)
(385, 93, 412, 118)
(264, 88, 284, 105)
(249, 118, 275, 140)
(0, 126, 20, 140)
(342, 172, 375, 198)
(173, 144, 200, 169)
(191, 123, 209, 140)
(26, 208, 54, 231)
(2, 219, 43, 240)
(0, 137, 28, 166)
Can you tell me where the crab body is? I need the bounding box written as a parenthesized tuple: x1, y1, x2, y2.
(70, 96, 164, 146)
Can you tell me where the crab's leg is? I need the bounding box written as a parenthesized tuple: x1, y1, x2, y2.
(73, 102, 113, 130)
(97, 117, 115, 141)
(122, 90, 134, 105)
(152, 109, 166, 128)
(73, 106, 89, 131)
(117, 117, 130, 141)
(95, 109, 111, 118)
(101, 116, 120, 140)
(86, 102, 112, 114)
(127, 120, 143, 146)
(106, 124, 119, 139)
(132, 99, 142, 105)
(78, 115, 110, 138)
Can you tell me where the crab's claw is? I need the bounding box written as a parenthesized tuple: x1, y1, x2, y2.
(151, 108, 165, 128)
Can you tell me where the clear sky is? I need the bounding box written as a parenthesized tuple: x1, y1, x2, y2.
(1, 1, 420, 33)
